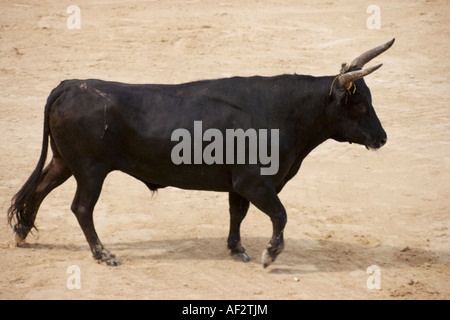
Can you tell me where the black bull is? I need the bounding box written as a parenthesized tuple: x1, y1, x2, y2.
(8, 39, 394, 267)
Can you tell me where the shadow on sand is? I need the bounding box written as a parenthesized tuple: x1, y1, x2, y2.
(21, 235, 446, 273)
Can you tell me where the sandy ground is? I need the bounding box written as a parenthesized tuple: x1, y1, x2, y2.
(0, 0, 449, 300)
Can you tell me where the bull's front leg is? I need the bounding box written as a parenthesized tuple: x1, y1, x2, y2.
(232, 169, 287, 268)
(262, 212, 286, 268)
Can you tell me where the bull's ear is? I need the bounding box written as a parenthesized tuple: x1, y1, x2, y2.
(338, 64, 382, 89)
(340, 63, 349, 74)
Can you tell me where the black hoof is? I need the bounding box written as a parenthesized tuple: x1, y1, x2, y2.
(231, 250, 252, 263)
(262, 245, 284, 268)
(105, 259, 120, 267)
(230, 243, 252, 263)
(94, 248, 120, 266)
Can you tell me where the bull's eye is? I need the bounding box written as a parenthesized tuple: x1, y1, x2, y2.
(353, 103, 368, 115)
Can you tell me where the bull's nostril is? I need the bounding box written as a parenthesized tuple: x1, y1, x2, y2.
(380, 137, 387, 146)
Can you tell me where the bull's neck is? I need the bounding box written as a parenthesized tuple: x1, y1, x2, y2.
(284, 75, 336, 155)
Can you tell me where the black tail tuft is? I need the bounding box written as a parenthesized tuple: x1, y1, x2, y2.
(7, 154, 47, 236)
(7, 82, 65, 239)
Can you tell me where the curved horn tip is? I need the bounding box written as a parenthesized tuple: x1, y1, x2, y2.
(350, 38, 395, 69)
(368, 63, 383, 72)
(338, 63, 383, 87)
(385, 38, 395, 48)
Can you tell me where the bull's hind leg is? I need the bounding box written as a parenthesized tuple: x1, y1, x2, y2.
(71, 167, 118, 266)
(227, 192, 251, 262)
(14, 156, 72, 245)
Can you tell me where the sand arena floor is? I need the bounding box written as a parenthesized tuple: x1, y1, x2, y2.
(0, 0, 449, 299)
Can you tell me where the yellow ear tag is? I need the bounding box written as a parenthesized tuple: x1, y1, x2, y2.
(345, 82, 357, 95)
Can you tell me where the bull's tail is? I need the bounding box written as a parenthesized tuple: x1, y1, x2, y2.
(7, 83, 65, 242)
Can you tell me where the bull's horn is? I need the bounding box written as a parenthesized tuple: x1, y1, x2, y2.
(349, 38, 395, 69)
(338, 64, 383, 88)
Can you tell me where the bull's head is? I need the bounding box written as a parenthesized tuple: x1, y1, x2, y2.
(330, 38, 394, 150)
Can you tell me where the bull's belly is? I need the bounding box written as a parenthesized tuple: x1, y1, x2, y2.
(120, 159, 234, 192)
